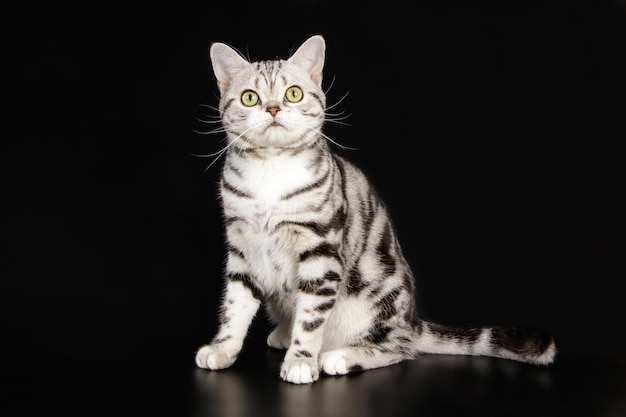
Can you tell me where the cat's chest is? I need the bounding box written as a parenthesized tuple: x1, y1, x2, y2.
(235, 158, 311, 201)
(221, 151, 326, 215)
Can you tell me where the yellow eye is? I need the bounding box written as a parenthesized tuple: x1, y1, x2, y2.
(285, 86, 303, 103)
(241, 90, 259, 107)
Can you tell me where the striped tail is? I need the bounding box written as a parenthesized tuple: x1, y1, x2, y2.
(414, 320, 556, 365)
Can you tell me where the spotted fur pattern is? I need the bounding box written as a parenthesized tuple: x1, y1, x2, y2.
(194, 35, 556, 384)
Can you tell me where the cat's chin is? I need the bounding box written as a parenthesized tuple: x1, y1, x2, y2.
(252, 129, 310, 149)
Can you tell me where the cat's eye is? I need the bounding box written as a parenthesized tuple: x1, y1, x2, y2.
(284, 86, 303, 103)
(241, 90, 259, 107)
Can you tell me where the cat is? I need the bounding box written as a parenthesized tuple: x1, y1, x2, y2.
(194, 34, 556, 384)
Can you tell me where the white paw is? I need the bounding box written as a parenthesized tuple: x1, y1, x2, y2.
(320, 350, 349, 375)
(195, 344, 238, 370)
(267, 328, 291, 350)
(280, 358, 319, 384)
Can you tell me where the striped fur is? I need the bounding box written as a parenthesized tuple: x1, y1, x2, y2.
(195, 35, 556, 384)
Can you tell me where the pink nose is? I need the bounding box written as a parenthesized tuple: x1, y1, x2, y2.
(267, 106, 280, 116)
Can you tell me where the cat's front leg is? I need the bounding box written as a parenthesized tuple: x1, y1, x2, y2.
(280, 244, 341, 384)
(195, 267, 262, 370)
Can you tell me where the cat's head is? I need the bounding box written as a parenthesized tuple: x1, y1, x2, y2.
(209, 35, 326, 150)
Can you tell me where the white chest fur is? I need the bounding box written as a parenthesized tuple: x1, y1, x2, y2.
(233, 152, 314, 202)
(221, 149, 333, 291)
(221, 148, 331, 219)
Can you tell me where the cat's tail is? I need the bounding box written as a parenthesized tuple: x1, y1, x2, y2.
(413, 320, 556, 365)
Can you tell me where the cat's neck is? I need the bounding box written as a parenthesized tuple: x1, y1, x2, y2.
(223, 139, 331, 195)
(226, 138, 330, 163)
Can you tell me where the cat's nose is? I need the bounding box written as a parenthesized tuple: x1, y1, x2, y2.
(266, 101, 281, 117)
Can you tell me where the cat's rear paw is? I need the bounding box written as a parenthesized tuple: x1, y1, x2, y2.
(280, 358, 319, 384)
(195, 344, 238, 370)
(320, 350, 349, 375)
(267, 327, 291, 350)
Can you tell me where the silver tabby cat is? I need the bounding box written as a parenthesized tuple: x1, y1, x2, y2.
(194, 35, 556, 384)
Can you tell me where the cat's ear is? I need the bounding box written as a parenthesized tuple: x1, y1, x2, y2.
(209, 42, 250, 95)
(288, 35, 325, 86)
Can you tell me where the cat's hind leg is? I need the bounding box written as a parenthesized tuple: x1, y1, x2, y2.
(265, 296, 292, 350)
(320, 346, 407, 376)
(267, 325, 291, 349)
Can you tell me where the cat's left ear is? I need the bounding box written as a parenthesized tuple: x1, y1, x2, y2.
(210, 42, 250, 95)
(288, 35, 325, 86)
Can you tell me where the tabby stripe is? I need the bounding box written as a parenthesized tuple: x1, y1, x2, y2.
(366, 324, 393, 344)
(300, 242, 341, 263)
(306, 148, 326, 170)
(227, 164, 244, 179)
(295, 350, 313, 358)
(298, 278, 325, 294)
(222, 179, 252, 198)
(276, 206, 344, 237)
(306, 166, 337, 212)
(221, 98, 235, 114)
(281, 169, 330, 200)
(314, 299, 336, 312)
(347, 267, 367, 296)
(224, 216, 245, 226)
(491, 327, 554, 356)
(332, 155, 348, 201)
(302, 318, 325, 332)
(279, 221, 327, 237)
(324, 271, 341, 281)
(228, 245, 245, 260)
(376, 224, 397, 276)
(375, 287, 401, 321)
(362, 194, 377, 237)
(309, 184, 334, 212)
(402, 273, 420, 325)
(310, 92, 324, 109)
(212, 335, 232, 344)
(228, 272, 263, 300)
(288, 143, 314, 159)
(315, 287, 337, 297)
(266, 62, 274, 89)
(298, 272, 339, 294)
(427, 322, 482, 343)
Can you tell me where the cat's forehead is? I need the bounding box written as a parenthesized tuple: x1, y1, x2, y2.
(235, 59, 312, 90)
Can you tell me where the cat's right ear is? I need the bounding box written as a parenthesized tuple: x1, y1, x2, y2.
(209, 43, 250, 95)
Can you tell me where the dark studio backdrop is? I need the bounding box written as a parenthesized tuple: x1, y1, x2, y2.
(2, 0, 625, 416)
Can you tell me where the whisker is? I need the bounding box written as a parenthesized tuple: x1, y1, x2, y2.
(195, 116, 222, 124)
(325, 117, 352, 127)
(324, 109, 349, 117)
(190, 144, 229, 158)
(198, 103, 221, 112)
(202, 147, 229, 172)
(196, 123, 261, 172)
(316, 129, 360, 151)
(192, 126, 227, 135)
(326, 90, 351, 111)
(324, 75, 337, 95)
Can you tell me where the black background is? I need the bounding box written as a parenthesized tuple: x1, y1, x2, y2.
(2, 1, 625, 416)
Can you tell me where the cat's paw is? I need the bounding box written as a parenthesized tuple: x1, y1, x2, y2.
(280, 358, 320, 384)
(267, 327, 291, 350)
(195, 344, 239, 370)
(320, 350, 349, 375)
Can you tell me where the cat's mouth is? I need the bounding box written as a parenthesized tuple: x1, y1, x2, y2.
(265, 119, 286, 131)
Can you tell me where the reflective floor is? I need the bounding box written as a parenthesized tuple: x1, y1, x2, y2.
(4, 327, 624, 417)
(190, 347, 626, 417)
